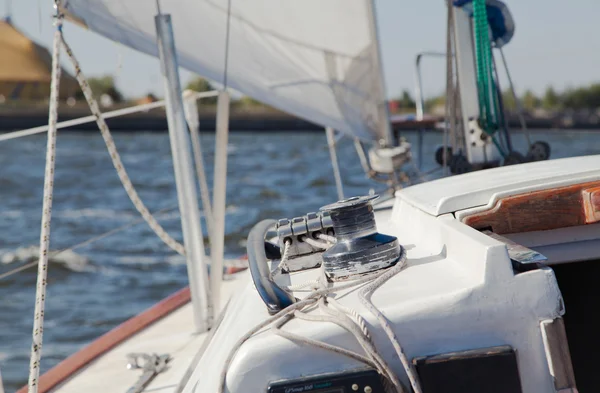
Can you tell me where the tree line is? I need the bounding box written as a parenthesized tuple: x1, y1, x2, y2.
(81, 75, 263, 107)
(82, 75, 600, 113)
(390, 83, 600, 114)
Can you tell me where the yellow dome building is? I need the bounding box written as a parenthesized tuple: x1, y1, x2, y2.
(0, 18, 79, 100)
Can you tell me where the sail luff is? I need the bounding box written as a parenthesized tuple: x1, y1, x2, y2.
(364, 0, 394, 146)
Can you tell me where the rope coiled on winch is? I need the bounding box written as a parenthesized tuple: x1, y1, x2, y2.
(219, 247, 421, 393)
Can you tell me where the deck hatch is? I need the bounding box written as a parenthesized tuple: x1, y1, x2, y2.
(413, 345, 522, 393)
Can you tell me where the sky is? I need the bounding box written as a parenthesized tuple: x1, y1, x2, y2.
(2, 0, 600, 100)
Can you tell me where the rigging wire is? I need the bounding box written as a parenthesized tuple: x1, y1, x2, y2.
(0, 205, 180, 281)
(498, 47, 532, 148)
(222, 0, 233, 88)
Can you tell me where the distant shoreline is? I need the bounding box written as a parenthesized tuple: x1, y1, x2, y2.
(1, 107, 599, 133)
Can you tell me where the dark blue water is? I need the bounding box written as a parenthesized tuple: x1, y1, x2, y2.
(0, 129, 596, 391)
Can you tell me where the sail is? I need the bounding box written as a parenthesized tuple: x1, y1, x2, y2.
(61, 0, 391, 143)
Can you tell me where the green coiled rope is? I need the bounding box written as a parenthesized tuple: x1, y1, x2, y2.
(472, 0, 506, 156)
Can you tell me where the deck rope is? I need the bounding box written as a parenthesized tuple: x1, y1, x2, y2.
(60, 34, 185, 256)
(220, 248, 418, 393)
(26, 9, 63, 393)
(359, 250, 423, 393)
(316, 233, 337, 243)
(278, 239, 292, 272)
(302, 236, 331, 250)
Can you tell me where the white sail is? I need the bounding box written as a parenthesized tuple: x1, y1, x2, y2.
(61, 0, 391, 143)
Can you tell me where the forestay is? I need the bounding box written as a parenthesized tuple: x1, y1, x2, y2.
(61, 0, 392, 143)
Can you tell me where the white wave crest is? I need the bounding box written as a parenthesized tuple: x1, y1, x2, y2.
(1, 246, 91, 272)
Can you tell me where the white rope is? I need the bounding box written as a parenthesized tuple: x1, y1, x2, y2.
(60, 34, 185, 256)
(0, 101, 166, 143)
(284, 280, 320, 291)
(26, 11, 63, 393)
(358, 248, 423, 393)
(218, 252, 418, 393)
(278, 239, 291, 272)
(295, 304, 403, 392)
(312, 267, 403, 391)
(302, 236, 330, 250)
(0, 91, 221, 144)
(317, 233, 337, 243)
(272, 314, 377, 368)
(326, 297, 372, 341)
(218, 271, 397, 393)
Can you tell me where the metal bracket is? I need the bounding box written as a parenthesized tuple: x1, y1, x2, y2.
(126, 353, 170, 393)
(367, 144, 411, 174)
(276, 212, 333, 272)
(467, 117, 488, 148)
(484, 231, 547, 273)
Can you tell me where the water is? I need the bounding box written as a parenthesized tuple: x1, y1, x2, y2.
(0, 129, 596, 391)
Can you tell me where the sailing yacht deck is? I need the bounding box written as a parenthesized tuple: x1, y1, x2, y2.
(24, 156, 600, 393)
(38, 272, 249, 393)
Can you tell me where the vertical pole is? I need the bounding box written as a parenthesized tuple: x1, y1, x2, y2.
(211, 91, 230, 315)
(183, 90, 215, 246)
(354, 138, 371, 174)
(325, 127, 344, 201)
(155, 14, 209, 332)
(454, 6, 498, 164)
(414, 54, 425, 121)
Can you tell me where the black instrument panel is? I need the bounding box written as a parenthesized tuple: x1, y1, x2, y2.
(267, 369, 385, 393)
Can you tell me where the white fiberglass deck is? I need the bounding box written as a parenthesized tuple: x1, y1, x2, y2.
(49, 157, 600, 393)
(181, 158, 600, 393)
(53, 272, 249, 393)
(401, 155, 600, 216)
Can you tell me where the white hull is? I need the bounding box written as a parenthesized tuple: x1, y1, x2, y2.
(27, 155, 600, 392)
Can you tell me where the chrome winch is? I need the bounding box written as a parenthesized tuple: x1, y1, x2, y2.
(320, 195, 400, 279)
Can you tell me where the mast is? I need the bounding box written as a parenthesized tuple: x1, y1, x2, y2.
(155, 12, 210, 332)
(365, 0, 393, 146)
(453, 4, 499, 164)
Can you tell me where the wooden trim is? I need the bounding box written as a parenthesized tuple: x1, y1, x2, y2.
(541, 318, 578, 391)
(582, 186, 600, 224)
(17, 287, 191, 393)
(463, 180, 600, 235)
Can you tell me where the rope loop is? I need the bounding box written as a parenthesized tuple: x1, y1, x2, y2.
(59, 33, 186, 256)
